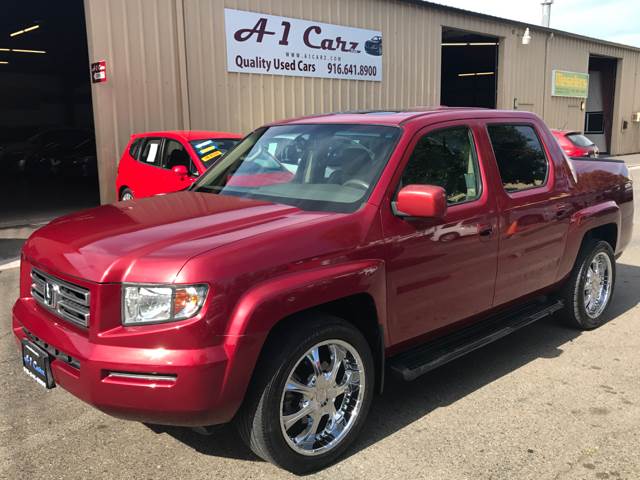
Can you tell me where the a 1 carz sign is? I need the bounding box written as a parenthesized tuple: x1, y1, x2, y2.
(224, 9, 382, 81)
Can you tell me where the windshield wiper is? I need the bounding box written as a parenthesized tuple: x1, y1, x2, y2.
(192, 184, 223, 193)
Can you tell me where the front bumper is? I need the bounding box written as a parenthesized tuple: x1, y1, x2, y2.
(12, 297, 249, 427)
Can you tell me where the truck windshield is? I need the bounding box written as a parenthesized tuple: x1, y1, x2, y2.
(192, 124, 401, 212)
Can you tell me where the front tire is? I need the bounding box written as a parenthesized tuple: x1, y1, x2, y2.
(120, 188, 134, 201)
(236, 314, 374, 474)
(560, 239, 616, 330)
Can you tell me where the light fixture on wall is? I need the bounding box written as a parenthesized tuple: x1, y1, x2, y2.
(10, 24, 40, 37)
(458, 71, 495, 77)
(522, 28, 532, 45)
(0, 48, 47, 54)
(11, 49, 46, 54)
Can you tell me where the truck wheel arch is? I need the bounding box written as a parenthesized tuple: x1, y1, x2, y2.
(221, 261, 388, 414)
(557, 201, 620, 283)
(581, 223, 618, 251)
(225, 260, 388, 339)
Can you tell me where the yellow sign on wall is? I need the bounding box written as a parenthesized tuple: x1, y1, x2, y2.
(552, 70, 589, 98)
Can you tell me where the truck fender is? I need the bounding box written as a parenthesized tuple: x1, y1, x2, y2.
(557, 201, 620, 282)
(217, 260, 388, 416)
(226, 259, 387, 338)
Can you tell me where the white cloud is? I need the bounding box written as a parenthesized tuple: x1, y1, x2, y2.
(429, 0, 640, 47)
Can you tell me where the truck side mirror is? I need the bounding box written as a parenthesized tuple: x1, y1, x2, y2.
(395, 185, 447, 219)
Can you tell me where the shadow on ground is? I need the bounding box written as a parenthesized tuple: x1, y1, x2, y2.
(0, 238, 26, 263)
(143, 262, 640, 471)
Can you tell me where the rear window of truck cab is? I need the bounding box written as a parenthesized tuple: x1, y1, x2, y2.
(487, 124, 549, 193)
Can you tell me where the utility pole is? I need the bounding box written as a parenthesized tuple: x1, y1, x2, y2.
(541, 0, 553, 27)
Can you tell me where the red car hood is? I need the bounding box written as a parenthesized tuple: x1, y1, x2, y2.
(24, 192, 332, 283)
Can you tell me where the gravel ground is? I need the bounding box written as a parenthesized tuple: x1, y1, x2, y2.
(1, 158, 639, 480)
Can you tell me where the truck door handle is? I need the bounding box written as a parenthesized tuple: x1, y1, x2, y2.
(478, 224, 493, 237)
(554, 203, 571, 218)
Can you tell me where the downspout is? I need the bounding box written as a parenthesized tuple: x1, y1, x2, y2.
(175, 0, 191, 130)
(542, 32, 553, 120)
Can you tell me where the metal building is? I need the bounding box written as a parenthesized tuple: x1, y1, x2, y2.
(77, 0, 640, 201)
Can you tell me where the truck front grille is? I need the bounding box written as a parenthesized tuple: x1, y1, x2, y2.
(31, 268, 90, 328)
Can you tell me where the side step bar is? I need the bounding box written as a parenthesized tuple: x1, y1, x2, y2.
(388, 298, 565, 381)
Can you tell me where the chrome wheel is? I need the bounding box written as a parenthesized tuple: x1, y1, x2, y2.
(279, 339, 366, 456)
(121, 192, 134, 201)
(583, 251, 613, 319)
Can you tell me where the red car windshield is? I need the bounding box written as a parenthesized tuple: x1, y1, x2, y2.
(192, 124, 401, 213)
(190, 139, 240, 168)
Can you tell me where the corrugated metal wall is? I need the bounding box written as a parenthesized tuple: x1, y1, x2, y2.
(85, 0, 640, 203)
(84, 0, 189, 202)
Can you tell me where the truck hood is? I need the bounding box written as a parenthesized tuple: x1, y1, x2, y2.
(24, 192, 332, 283)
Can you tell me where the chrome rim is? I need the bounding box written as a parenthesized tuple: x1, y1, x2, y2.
(583, 252, 613, 319)
(121, 192, 134, 201)
(279, 339, 366, 456)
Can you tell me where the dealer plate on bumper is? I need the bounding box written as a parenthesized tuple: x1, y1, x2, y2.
(22, 339, 55, 389)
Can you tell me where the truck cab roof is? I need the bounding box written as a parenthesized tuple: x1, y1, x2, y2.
(273, 107, 541, 128)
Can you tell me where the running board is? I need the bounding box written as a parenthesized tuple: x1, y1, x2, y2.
(388, 298, 565, 381)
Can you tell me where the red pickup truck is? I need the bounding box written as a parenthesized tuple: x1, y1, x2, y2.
(13, 109, 633, 473)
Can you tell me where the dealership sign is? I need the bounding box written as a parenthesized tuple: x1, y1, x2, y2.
(552, 70, 589, 98)
(224, 9, 382, 81)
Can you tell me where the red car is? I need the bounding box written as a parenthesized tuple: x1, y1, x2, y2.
(13, 109, 633, 473)
(115, 130, 242, 200)
(552, 129, 599, 158)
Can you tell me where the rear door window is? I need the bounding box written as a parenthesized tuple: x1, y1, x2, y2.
(487, 124, 549, 193)
(129, 138, 142, 159)
(139, 139, 163, 166)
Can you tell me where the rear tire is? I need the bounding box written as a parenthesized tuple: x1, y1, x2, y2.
(120, 188, 134, 201)
(560, 239, 616, 330)
(236, 313, 374, 474)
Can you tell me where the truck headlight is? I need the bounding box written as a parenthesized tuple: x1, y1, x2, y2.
(122, 284, 208, 325)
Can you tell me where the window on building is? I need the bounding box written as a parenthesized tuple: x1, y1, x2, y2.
(487, 124, 549, 193)
(585, 112, 605, 134)
(401, 126, 481, 205)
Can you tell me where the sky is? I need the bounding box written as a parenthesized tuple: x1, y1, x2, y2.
(430, 0, 640, 48)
